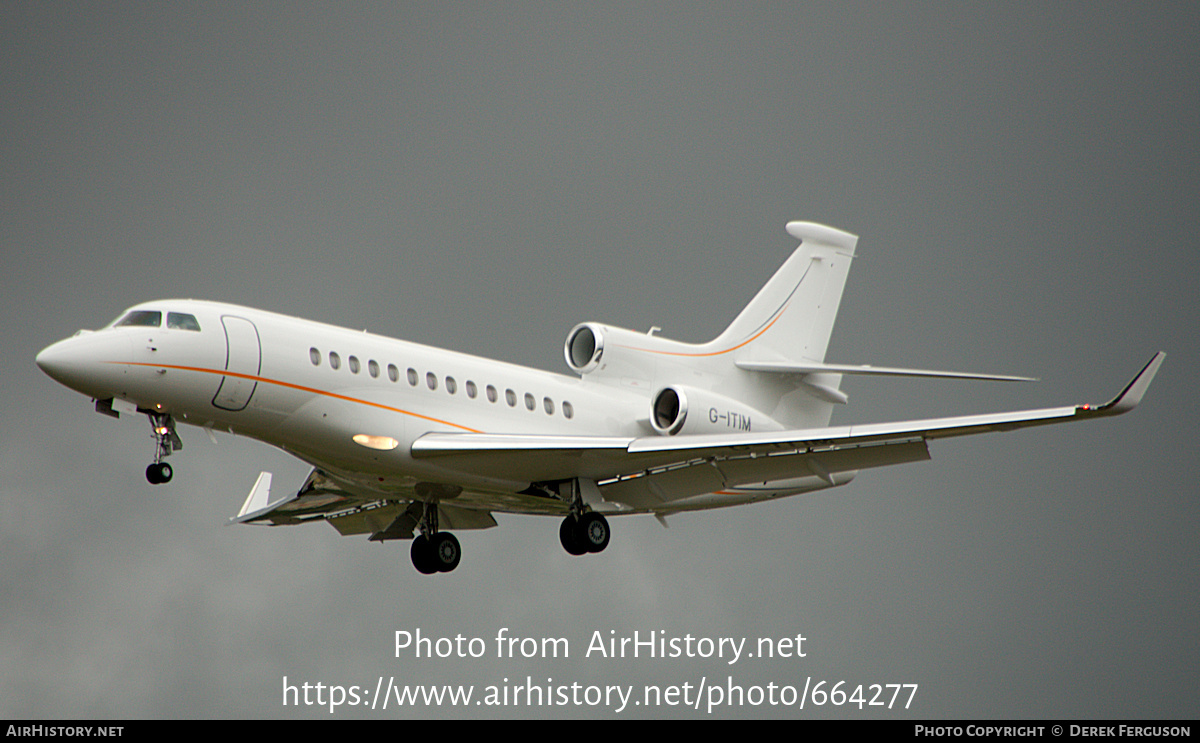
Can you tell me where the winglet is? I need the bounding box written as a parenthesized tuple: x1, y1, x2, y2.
(1088, 352, 1166, 416)
(230, 471, 296, 525)
(236, 472, 273, 518)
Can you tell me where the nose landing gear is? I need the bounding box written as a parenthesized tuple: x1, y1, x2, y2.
(145, 412, 181, 484)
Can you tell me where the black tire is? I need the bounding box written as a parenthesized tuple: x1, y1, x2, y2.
(560, 516, 587, 555)
(578, 512, 610, 553)
(145, 463, 172, 484)
(429, 532, 461, 573)
(410, 535, 438, 574)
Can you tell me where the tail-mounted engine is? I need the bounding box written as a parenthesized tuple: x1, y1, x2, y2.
(564, 322, 690, 380)
(564, 322, 607, 374)
(565, 323, 789, 436)
(650, 384, 785, 437)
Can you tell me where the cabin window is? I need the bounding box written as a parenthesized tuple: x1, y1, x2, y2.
(329, 352, 341, 370)
(486, 385, 498, 403)
(524, 393, 535, 411)
(167, 312, 201, 331)
(544, 397, 554, 415)
(426, 372, 438, 391)
(309, 348, 321, 366)
(445, 377, 457, 394)
(115, 310, 161, 328)
(563, 401, 574, 419)
(349, 356, 360, 374)
(388, 364, 399, 382)
(407, 368, 418, 386)
(368, 359, 379, 378)
(466, 381, 477, 398)
(505, 389, 516, 407)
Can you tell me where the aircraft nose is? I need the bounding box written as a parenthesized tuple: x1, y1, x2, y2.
(35, 331, 117, 395)
(35, 339, 71, 381)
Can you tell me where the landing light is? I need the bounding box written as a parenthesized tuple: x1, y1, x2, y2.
(353, 434, 399, 451)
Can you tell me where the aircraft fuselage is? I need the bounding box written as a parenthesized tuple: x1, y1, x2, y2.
(37, 299, 650, 500)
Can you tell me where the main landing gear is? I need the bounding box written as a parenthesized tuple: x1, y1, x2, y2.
(403, 479, 614, 573)
(145, 412, 181, 484)
(410, 501, 461, 574)
(559, 512, 610, 555)
(557, 479, 610, 556)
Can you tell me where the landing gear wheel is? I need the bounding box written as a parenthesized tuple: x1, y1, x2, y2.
(411, 532, 461, 574)
(146, 462, 173, 484)
(145, 414, 180, 484)
(578, 512, 610, 553)
(410, 535, 438, 574)
(429, 532, 461, 573)
(560, 516, 587, 556)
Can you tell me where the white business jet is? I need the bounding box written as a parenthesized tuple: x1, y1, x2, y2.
(36, 222, 1164, 574)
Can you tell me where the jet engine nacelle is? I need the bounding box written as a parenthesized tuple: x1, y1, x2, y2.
(650, 384, 785, 436)
(564, 322, 608, 374)
(564, 322, 686, 380)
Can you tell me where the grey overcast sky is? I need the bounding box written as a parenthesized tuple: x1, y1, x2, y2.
(3, 2, 1196, 719)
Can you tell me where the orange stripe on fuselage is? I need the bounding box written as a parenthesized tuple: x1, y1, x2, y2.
(113, 361, 484, 433)
(612, 301, 788, 358)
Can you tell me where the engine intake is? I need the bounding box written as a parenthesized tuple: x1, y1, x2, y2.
(564, 323, 604, 374)
(651, 386, 687, 435)
(649, 385, 785, 436)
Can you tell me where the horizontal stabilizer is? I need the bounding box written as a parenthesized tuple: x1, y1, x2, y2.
(736, 359, 1036, 382)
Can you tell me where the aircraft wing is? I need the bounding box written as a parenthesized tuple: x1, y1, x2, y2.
(231, 467, 499, 535)
(412, 352, 1164, 506)
(231, 468, 359, 526)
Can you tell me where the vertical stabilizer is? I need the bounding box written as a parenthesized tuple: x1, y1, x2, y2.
(712, 221, 857, 365)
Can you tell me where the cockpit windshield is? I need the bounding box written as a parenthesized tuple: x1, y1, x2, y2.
(167, 312, 201, 331)
(109, 310, 201, 331)
(113, 310, 162, 328)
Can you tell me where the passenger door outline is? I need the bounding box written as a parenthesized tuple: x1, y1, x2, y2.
(211, 316, 261, 411)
